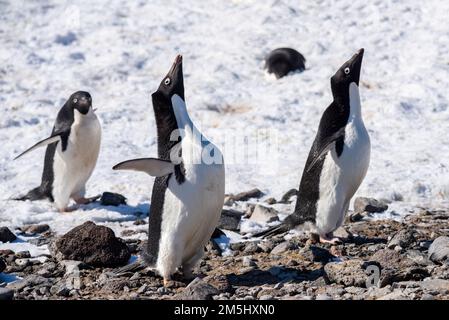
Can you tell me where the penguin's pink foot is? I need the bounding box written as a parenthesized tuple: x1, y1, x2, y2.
(319, 233, 342, 244)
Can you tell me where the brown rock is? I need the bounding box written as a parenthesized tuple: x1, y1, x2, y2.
(56, 221, 130, 267)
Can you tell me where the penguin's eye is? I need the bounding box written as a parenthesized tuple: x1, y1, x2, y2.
(164, 77, 171, 85)
(344, 67, 350, 75)
(73, 98, 78, 104)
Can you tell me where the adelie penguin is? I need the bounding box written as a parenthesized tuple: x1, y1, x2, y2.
(257, 49, 370, 243)
(265, 48, 306, 79)
(113, 55, 225, 286)
(13, 91, 102, 212)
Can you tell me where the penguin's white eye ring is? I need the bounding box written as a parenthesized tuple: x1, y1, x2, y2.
(164, 77, 171, 85)
(73, 98, 78, 104)
(344, 67, 350, 75)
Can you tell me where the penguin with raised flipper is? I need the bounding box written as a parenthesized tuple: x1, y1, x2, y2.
(256, 49, 370, 243)
(14, 91, 102, 212)
(113, 55, 225, 286)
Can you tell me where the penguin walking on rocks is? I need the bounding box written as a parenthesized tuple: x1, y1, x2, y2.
(256, 49, 370, 243)
(113, 55, 225, 286)
(14, 91, 101, 212)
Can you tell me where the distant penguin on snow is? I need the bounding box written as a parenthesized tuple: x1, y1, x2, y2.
(14, 91, 101, 212)
(113, 55, 225, 286)
(257, 49, 370, 243)
(265, 48, 306, 79)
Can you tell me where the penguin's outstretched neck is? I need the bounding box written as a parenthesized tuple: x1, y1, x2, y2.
(171, 94, 193, 131)
(348, 82, 362, 119)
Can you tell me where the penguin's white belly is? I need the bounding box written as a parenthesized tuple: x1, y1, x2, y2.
(156, 159, 225, 276)
(52, 112, 101, 209)
(315, 121, 370, 235)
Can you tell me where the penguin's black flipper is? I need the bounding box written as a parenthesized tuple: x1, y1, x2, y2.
(306, 126, 346, 172)
(253, 213, 305, 238)
(12, 186, 48, 201)
(14, 134, 62, 160)
(252, 223, 289, 238)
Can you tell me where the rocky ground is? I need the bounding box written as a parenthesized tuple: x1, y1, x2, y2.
(1, 191, 449, 300)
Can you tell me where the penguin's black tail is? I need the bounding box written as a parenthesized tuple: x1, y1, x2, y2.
(112, 250, 156, 276)
(252, 212, 306, 238)
(112, 260, 148, 276)
(12, 186, 47, 201)
(252, 223, 289, 238)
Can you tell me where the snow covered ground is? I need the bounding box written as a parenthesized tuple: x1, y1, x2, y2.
(1, 0, 449, 255)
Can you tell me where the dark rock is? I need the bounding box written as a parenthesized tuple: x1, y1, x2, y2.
(279, 189, 298, 204)
(370, 249, 429, 287)
(15, 251, 31, 259)
(309, 246, 333, 263)
(204, 275, 233, 293)
(230, 242, 245, 251)
(243, 241, 261, 254)
(0, 227, 16, 243)
(7, 275, 54, 292)
(347, 211, 364, 222)
(428, 236, 449, 263)
(228, 189, 264, 202)
(133, 219, 146, 226)
(406, 250, 432, 266)
(100, 278, 129, 293)
(69, 52, 85, 61)
(175, 278, 220, 300)
(206, 239, 222, 256)
(20, 224, 50, 235)
(0, 249, 14, 257)
(258, 240, 275, 253)
(100, 192, 127, 206)
(249, 205, 279, 224)
(387, 229, 416, 249)
(354, 197, 388, 214)
(0, 288, 14, 300)
(218, 209, 243, 231)
(52, 284, 71, 297)
(121, 229, 142, 237)
(211, 228, 226, 239)
(324, 259, 368, 287)
(55, 31, 77, 46)
(271, 241, 293, 255)
(0, 257, 5, 273)
(56, 221, 130, 267)
(265, 197, 277, 205)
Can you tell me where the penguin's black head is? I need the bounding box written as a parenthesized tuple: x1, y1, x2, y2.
(153, 54, 185, 102)
(151, 55, 185, 145)
(331, 48, 364, 98)
(69, 91, 92, 115)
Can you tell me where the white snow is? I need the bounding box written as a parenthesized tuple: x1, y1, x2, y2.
(1, 0, 449, 256)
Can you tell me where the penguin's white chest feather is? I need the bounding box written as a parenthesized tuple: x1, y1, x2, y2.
(52, 109, 101, 208)
(315, 83, 370, 235)
(157, 135, 225, 276)
(156, 95, 225, 277)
